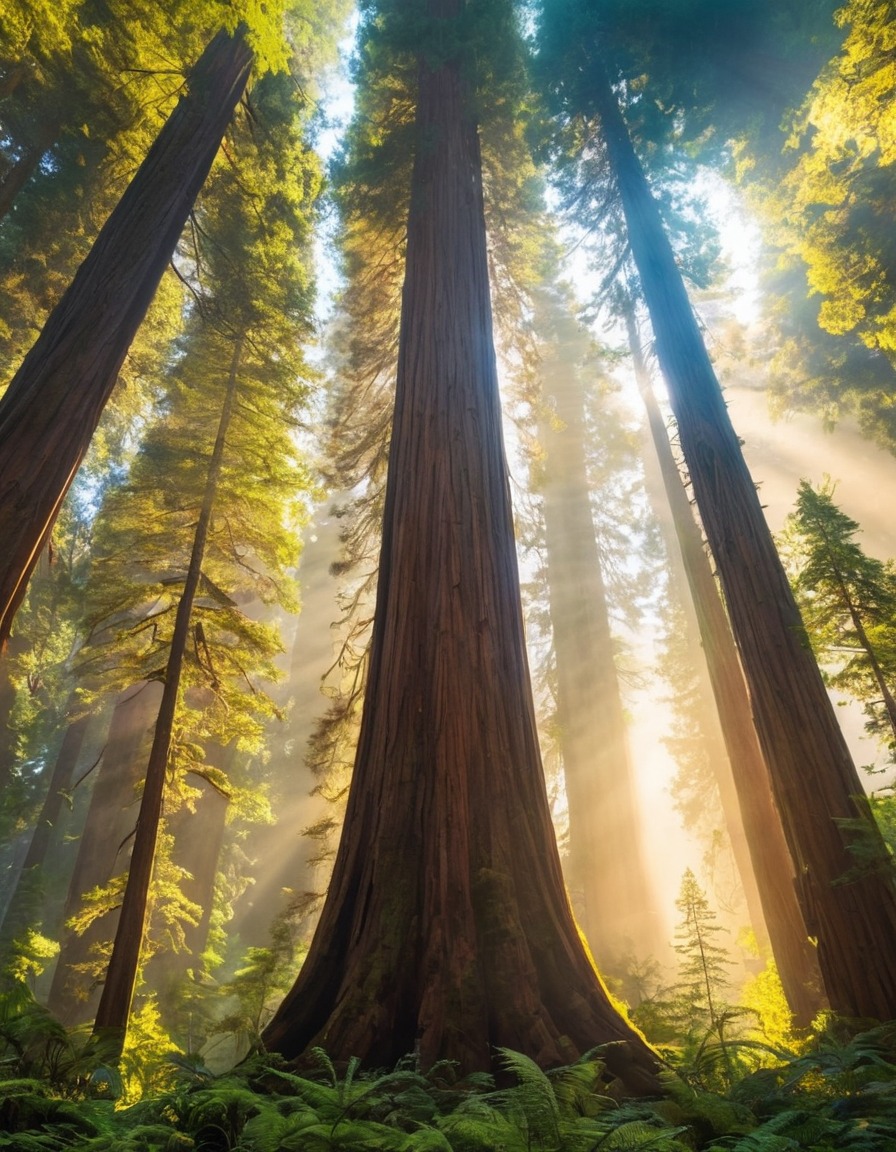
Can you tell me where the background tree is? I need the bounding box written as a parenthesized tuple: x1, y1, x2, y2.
(671, 869, 734, 1043)
(88, 66, 320, 1052)
(630, 311, 823, 1024)
(782, 479, 896, 760)
(526, 278, 661, 970)
(537, 0, 896, 1021)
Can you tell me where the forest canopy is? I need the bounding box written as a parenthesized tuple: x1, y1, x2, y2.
(3, 0, 896, 1146)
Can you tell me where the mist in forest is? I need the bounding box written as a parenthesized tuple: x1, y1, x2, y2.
(6, 0, 896, 1119)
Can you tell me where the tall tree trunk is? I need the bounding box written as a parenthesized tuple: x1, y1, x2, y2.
(536, 296, 660, 966)
(262, 2, 659, 1092)
(0, 28, 252, 649)
(48, 683, 160, 1025)
(594, 66, 896, 1019)
(0, 712, 90, 947)
(629, 309, 823, 1024)
(93, 339, 241, 1051)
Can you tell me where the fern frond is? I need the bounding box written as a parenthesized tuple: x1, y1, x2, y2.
(590, 1117, 691, 1150)
(496, 1045, 561, 1145)
(661, 1071, 754, 1138)
(309, 1045, 338, 1088)
(546, 1056, 613, 1118)
(437, 1107, 531, 1152)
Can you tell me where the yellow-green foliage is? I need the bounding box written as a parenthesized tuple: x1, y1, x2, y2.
(774, 0, 896, 355)
(739, 961, 799, 1053)
(118, 997, 180, 1105)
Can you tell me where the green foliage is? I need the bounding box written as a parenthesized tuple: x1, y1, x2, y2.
(739, 957, 798, 1054)
(771, 0, 896, 358)
(0, 981, 120, 1097)
(780, 478, 896, 760)
(672, 870, 734, 1038)
(211, 912, 305, 1050)
(2, 930, 59, 987)
(730, 0, 896, 452)
(2, 1027, 896, 1151)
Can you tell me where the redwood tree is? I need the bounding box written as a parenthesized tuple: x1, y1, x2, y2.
(534, 287, 660, 967)
(626, 304, 823, 1024)
(263, 0, 658, 1091)
(0, 26, 253, 648)
(538, 15, 896, 1019)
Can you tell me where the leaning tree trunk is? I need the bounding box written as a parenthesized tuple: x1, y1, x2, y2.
(93, 339, 241, 1052)
(262, 0, 659, 1093)
(594, 64, 896, 1019)
(628, 309, 823, 1024)
(536, 297, 660, 967)
(0, 27, 253, 649)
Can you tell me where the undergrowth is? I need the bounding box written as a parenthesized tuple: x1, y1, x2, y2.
(3, 982, 896, 1150)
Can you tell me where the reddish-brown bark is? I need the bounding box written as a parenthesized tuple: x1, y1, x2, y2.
(0, 28, 252, 649)
(630, 314, 823, 1024)
(594, 66, 896, 1019)
(263, 3, 659, 1092)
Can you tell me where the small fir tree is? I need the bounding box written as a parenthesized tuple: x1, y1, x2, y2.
(782, 478, 896, 759)
(672, 869, 734, 1041)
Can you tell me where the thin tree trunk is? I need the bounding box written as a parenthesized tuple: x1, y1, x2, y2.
(0, 28, 252, 649)
(537, 297, 660, 965)
(263, 1, 659, 1092)
(595, 65, 896, 1019)
(93, 338, 241, 1051)
(629, 309, 823, 1024)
